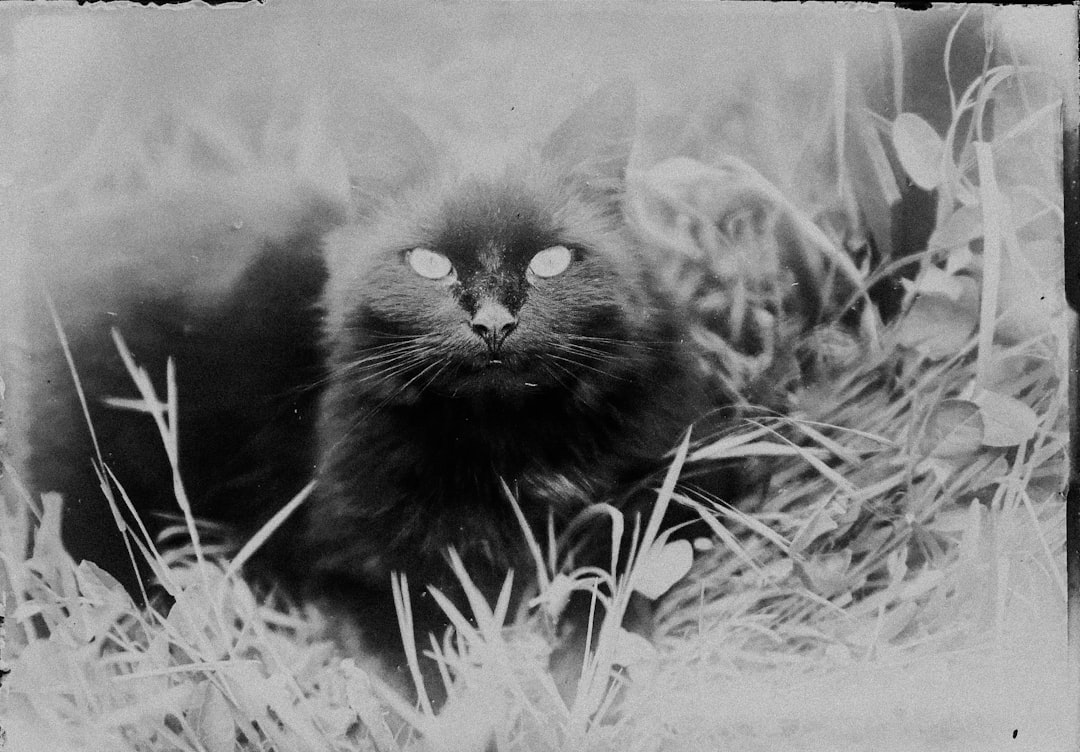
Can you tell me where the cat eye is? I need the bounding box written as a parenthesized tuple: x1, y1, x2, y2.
(407, 248, 454, 280)
(528, 245, 573, 279)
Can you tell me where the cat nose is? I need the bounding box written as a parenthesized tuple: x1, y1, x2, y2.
(470, 302, 518, 352)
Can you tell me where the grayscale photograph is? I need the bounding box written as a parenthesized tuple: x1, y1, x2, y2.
(0, 3, 1074, 751)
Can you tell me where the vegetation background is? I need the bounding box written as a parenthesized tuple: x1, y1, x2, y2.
(0, 4, 1074, 751)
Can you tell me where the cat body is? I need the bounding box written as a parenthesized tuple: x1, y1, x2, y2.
(302, 167, 708, 618)
(299, 85, 721, 662)
(7, 178, 342, 593)
(11, 83, 727, 689)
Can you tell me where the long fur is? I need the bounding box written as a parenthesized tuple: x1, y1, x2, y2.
(296, 85, 725, 679)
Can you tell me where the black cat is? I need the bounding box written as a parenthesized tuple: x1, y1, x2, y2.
(298, 82, 727, 678)
(13, 82, 734, 698)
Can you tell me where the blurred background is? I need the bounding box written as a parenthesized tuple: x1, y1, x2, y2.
(2, 3, 1073, 279)
(2, 4, 1073, 279)
(0, 2, 1073, 501)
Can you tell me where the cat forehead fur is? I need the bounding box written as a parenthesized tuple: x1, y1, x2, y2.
(322, 160, 639, 333)
(322, 82, 641, 330)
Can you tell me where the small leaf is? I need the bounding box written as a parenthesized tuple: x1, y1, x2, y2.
(75, 560, 133, 606)
(796, 550, 853, 597)
(892, 113, 947, 190)
(855, 108, 903, 205)
(911, 266, 968, 300)
(995, 246, 1061, 343)
(894, 292, 978, 360)
(754, 557, 794, 586)
(633, 539, 693, 600)
(981, 349, 1049, 396)
(790, 505, 841, 554)
(192, 683, 236, 752)
(928, 206, 982, 251)
(919, 399, 984, 459)
(973, 390, 1039, 447)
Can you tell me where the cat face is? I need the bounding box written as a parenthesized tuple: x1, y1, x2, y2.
(323, 82, 660, 401)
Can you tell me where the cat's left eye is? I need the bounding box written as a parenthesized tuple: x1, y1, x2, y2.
(407, 248, 454, 280)
(528, 245, 573, 279)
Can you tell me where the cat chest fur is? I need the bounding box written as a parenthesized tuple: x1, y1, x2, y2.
(291, 82, 720, 653)
(305, 315, 702, 588)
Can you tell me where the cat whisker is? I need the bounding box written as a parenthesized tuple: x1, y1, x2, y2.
(352, 342, 436, 357)
(325, 334, 444, 367)
(398, 357, 448, 394)
(540, 357, 620, 417)
(353, 355, 437, 388)
(553, 342, 621, 360)
(371, 357, 448, 411)
(419, 359, 454, 395)
(321, 342, 435, 384)
(342, 329, 443, 342)
(290, 341, 447, 395)
(346, 346, 435, 371)
(550, 343, 627, 373)
(546, 352, 628, 383)
(329, 342, 441, 378)
(327, 357, 445, 449)
(538, 358, 577, 394)
(565, 333, 675, 352)
(318, 350, 436, 391)
(564, 333, 641, 344)
(352, 339, 444, 359)
(554, 340, 609, 353)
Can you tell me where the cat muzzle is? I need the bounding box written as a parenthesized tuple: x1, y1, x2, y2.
(470, 301, 519, 354)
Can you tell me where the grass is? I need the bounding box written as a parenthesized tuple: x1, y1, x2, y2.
(0, 10, 1072, 752)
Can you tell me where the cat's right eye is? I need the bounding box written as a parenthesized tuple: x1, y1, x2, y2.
(528, 245, 573, 279)
(407, 248, 454, 280)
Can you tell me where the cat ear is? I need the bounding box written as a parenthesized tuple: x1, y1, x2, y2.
(541, 79, 636, 194)
(331, 97, 439, 218)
